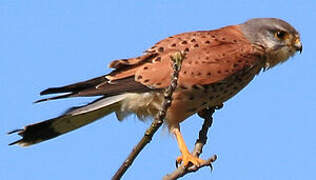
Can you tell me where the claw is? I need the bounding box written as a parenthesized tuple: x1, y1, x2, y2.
(173, 127, 207, 168)
(176, 153, 206, 167)
(209, 163, 213, 171)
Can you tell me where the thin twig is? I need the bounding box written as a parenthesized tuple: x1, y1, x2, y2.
(112, 52, 185, 180)
(163, 105, 222, 180)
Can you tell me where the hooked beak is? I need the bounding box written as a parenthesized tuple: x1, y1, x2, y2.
(294, 38, 303, 54)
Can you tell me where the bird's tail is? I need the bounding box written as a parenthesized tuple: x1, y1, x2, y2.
(8, 94, 126, 147)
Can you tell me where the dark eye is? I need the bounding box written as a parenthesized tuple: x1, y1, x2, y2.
(275, 31, 288, 40)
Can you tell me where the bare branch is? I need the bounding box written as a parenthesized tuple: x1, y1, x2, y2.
(163, 105, 222, 180)
(112, 52, 185, 180)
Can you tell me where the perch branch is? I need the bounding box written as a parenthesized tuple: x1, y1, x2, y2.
(163, 105, 223, 180)
(112, 51, 185, 180)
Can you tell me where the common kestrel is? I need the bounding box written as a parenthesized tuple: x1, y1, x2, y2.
(9, 18, 302, 167)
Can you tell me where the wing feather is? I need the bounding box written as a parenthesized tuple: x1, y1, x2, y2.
(106, 25, 265, 89)
(35, 76, 152, 103)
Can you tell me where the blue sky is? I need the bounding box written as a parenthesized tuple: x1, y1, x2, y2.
(1, 1, 315, 180)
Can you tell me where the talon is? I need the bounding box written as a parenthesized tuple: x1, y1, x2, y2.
(176, 156, 183, 167)
(209, 163, 213, 171)
(175, 158, 180, 168)
(173, 127, 206, 168)
(176, 152, 206, 167)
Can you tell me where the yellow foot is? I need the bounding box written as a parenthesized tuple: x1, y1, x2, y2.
(176, 152, 206, 167)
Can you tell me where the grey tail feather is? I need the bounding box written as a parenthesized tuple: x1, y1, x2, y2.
(8, 94, 127, 147)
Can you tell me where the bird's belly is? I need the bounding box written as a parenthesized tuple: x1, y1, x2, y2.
(117, 67, 259, 126)
(166, 68, 259, 125)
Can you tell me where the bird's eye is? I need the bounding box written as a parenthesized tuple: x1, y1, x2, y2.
(275, 31, 288, 40)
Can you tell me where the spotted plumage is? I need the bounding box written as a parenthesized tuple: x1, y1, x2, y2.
(9, 18, 302, 167)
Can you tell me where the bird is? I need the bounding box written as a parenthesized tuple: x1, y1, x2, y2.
(9, 18, 302, 167)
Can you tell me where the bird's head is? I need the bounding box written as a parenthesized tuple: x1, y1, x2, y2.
(240, 18, 302, 69)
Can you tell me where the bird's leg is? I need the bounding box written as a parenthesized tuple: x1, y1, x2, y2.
(172, 126, 206, 167)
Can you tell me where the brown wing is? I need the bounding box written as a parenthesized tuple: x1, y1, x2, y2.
(35, 52, 160, 103)
(36, 25, 264, 103)
(107, 25, 265, 89)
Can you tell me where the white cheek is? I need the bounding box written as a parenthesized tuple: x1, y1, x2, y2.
(263, 39, 276, 49)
